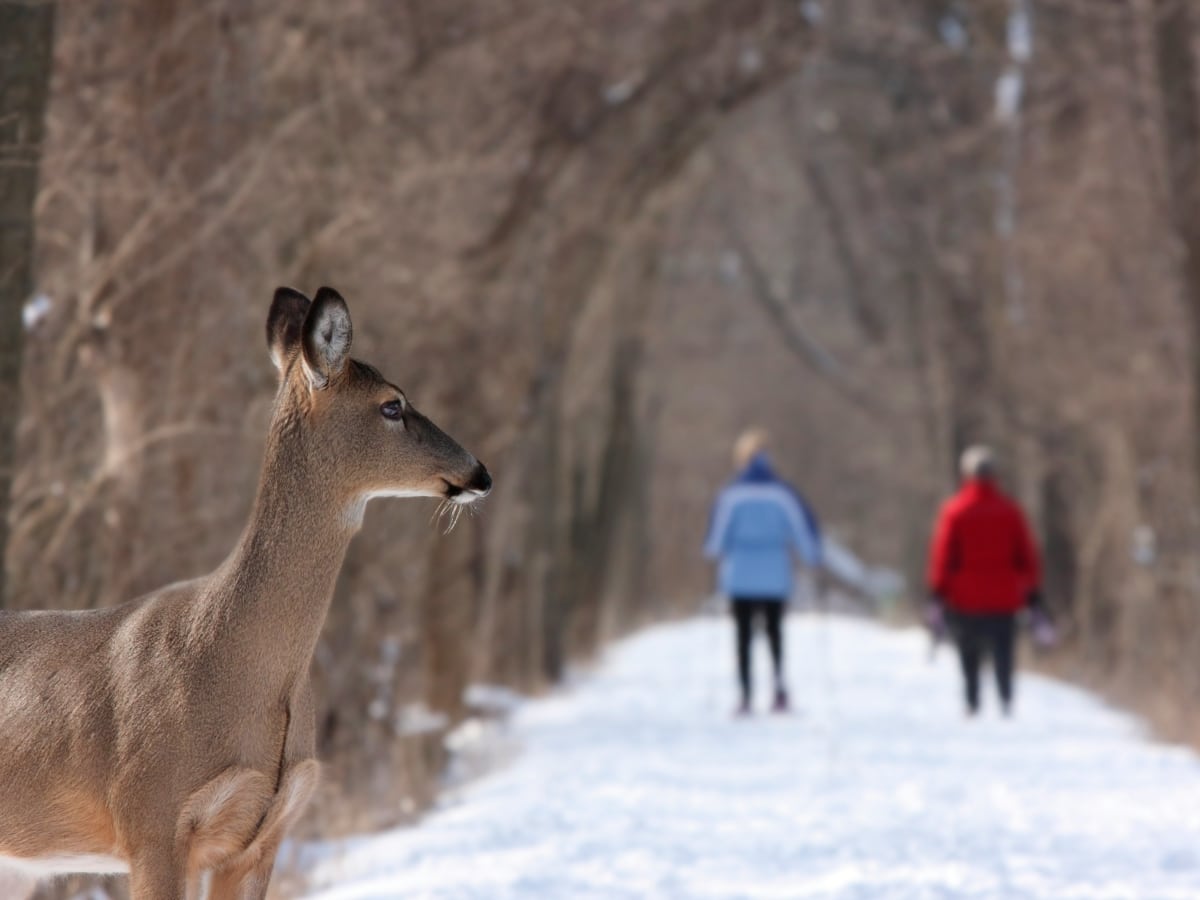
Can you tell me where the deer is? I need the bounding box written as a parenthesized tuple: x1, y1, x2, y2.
(0, 286, 492, 899)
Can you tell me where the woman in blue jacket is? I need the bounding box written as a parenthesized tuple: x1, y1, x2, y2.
(704, 430, 822, 715)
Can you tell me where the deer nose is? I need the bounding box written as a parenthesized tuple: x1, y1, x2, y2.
(467, 463, 492, 496)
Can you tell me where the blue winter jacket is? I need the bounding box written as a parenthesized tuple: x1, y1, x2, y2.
(703, 454, 822, 601)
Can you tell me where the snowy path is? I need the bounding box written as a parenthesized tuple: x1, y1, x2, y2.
(299, 616, 1200, 899)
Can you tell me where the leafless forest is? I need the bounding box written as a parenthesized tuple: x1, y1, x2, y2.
(4, 0, 1200, 889)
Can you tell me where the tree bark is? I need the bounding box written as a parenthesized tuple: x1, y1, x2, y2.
(1152, 0, 1200, 495)
(0, 1, 55, 608)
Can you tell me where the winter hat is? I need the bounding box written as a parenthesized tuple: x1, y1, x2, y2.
(960, 444, 996, 480)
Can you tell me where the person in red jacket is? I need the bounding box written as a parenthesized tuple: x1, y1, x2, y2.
(927, 445, 1043, 716)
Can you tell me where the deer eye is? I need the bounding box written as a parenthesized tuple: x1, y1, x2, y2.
(380, 400, 404, 421)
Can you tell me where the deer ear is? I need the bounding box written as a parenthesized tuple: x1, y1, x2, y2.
(267, 287, 312, 375)
(301, 286, 353, 389)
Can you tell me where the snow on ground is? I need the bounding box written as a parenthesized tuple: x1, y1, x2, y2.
(299, 615, 1200, 899)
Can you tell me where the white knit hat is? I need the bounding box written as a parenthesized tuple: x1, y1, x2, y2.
(960, 444, 996, 480)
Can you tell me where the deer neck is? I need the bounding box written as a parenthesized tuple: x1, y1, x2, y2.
(200, 410, 360, 677)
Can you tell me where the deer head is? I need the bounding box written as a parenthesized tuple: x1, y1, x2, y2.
(265, 286, 491, 524)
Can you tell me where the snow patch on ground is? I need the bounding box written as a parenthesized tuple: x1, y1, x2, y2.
(463, 683, 525, 718)
(22, 293, 52, 331)
(298, 615, 1200, 899)
(821, 536, 903, 601)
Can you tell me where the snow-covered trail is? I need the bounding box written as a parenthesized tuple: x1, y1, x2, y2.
(299, 615, 1200, 899)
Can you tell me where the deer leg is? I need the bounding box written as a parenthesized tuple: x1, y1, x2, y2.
(185, 870, 210, 900)
(178, 765, 276, 879)
(129, 853, 188, 900)
(207, 759, 320, 900)
(207, 834, 281, 900)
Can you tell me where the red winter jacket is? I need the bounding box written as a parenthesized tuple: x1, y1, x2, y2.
(927, 479, 1041, 615)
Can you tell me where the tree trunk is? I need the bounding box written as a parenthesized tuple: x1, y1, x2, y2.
(1152, 0, 1200, 494)
(0, 1, 55, 608)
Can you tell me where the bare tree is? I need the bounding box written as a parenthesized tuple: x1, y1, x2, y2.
(0, 0, 54, 608)
(1151, 0, 1200, 490)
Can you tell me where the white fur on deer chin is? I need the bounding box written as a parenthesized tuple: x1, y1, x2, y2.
(343, 488, 444, 528)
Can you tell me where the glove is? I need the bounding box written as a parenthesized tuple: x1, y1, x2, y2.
(1030, 607, 1058, 648)
(1024, 589, 1058, 647)
(924, 597, 947, 642)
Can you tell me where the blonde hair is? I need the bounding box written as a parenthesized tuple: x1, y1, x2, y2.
(960, 444, 996, 480)
(733, 428, 768, 470)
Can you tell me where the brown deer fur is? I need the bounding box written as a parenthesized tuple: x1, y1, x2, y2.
(0, 287, 491, 899)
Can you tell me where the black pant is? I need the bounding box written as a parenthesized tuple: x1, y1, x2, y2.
(732, 599, 785, 703)
(949, 611, 1016, 712)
